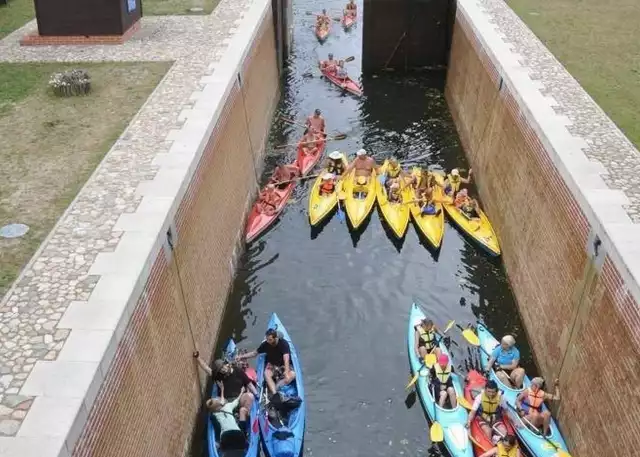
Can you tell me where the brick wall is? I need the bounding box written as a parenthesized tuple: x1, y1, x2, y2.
(72, 11, 279, 457)
(446, 13, 640, 457)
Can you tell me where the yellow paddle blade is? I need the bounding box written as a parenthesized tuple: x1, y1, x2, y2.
(406, 373, 419, 389)
(430, 422, 444, 443)
(442, 320, 455, 334)
(542, 442, 571, 457)
(424, 353, 436, 368)
(462, 328, 480, 346)
(457, 396, 472, 410)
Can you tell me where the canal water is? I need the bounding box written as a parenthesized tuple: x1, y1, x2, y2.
(194, 1, 537, 456)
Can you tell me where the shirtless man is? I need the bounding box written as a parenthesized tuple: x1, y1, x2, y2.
(335, 60, 348, 81)
(320, 53, 338, 74)
(317, 9, 330, 27)
(342, 149, 378, 180)
(256, 184, 279, 215)
(299, 128, 320, 156)
(306, 108, 326, 134)
(344, 0, 357, 17)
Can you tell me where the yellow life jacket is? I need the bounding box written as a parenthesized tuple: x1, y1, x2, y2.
(480, 391, 502, 421)
(387, 165, 401, 178)
(434, 363, 452, 383)
(447, 174, 461, 192)
(497, 442, 518, 457)
(418, 325, 437, 348)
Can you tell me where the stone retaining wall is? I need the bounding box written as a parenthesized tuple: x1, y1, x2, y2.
(446, 1, 640, 456)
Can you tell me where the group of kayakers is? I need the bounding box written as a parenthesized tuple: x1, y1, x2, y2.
(316, 0, 356, 28)
(193, 328, 296, 451)
(413, 317, 562, 457)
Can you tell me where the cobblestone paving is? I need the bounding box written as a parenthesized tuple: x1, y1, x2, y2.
(477, 0, 640, 222)
(0, 0, 253, 436)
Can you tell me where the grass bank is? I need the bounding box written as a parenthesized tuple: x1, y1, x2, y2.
(506, 0, 640, 148)
(0, 61, 171, 298)
(0, 0, 34, 38)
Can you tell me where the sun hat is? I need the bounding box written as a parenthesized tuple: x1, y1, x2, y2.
(356, 149, 367, 156)
(329, 151, 342, 160)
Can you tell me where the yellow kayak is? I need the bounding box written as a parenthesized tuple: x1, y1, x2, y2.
(408, 167, 445, 248)
(434, 172, 501, 256)
(376, 160, 411, 238)
(308, 154, 348, 226)
(341, 169, 378, 229)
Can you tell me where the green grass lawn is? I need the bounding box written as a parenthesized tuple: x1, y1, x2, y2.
(0, 62, 171, 298)
(506, 0, 640, 149)
(0, 0, 34, 38)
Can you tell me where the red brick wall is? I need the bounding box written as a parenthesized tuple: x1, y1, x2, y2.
(72, 10, 279, 457)
(446, 13, 640, 457)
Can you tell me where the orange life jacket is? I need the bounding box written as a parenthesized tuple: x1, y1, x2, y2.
(525, 388, 545, 411)
(320, 180, 335, 193)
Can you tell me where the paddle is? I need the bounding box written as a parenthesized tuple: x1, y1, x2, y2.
(303, 56, 356, 77)
(406, 320, 455, 389)
(275, 134, 346, 149)
(504, 402, 572, 457)
(271, 174, 320, 187)
(336, 198, 346, 223)
(457, 396, 473, 411)
(430, 422, 444, 443)
(279, 115, 348, 140)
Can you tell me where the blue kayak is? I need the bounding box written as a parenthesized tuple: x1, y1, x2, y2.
(476, 323, 569, 457)
(407, 303, 473, 457)
(257, 313, 305, 457)
(207, 339, 260, 457)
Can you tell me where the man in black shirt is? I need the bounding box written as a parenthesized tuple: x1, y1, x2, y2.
(237, 328, 296, 395)
(194, 351, 258, 427)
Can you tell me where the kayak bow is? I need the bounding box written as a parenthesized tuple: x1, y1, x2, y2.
(308, 153, 348, 226)
(409, 167, 445, 249)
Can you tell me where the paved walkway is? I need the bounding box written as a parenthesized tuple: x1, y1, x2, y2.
(478, 0, 640, 222)
(0, 0, 252, 437)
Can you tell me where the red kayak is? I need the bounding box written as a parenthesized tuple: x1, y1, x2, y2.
(320, 67, 362, 97)
(316, 25, 329, 42)
(464, 370, 517, 456)
(245, 168, 297, 243)
(342, 13, 356, 29)
(296, 134, 327, 175)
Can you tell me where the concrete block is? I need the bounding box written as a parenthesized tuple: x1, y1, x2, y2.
(89, 231, 157, 275)
(17, 396, 85, 438)
(20, 361, 99, 398)
(0, 436, 66, 457)
(584, 188, 631, 207)
(58, 299, 128, 332)
(89, 274, 140, 307)
(114, 207, 170, 233)
(57, 330, 114, 363)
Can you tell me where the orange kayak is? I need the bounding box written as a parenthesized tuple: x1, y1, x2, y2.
(320, 67, 362, 97)
(245, 170, 296, 243)
(296, 134, 326, 175)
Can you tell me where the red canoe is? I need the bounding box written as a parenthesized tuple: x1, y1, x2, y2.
(245, 170, 296, 243)
(342, 13, 356, 29)
(320, 68, 363, 97)
(296, 134, 327, 175)
(464, 370, 518, 457)
(316, 25, 329, 42)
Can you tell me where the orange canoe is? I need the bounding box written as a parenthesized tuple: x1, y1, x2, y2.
(342, 13, 356, 29)
(245, 169, 296, 243)
(296, 134, 327, 175)
(320, 67, 363, 97)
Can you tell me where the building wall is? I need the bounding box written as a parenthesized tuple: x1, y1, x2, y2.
(446, 11, 640, 457)
(71, 11, 279, 457)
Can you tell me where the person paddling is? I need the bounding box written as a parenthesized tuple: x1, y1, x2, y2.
(323, 150, 346, 175)
(316, 9, 330, 27)
(413, 317, 443, 360)
(256, 184, 280, 215)
(466, 379, 508, 441)
(429, 353, 457, 408)
(320, 53, 338, 74)
(479, 434, 522, 457)
(299, 128, 320, 157)
(342, 148, 378, 180)
(515, 377, 560, 436)
(485, 334, 526, 389)
(344, 0, 357, 17)
(439, 168, 472, 197)
(306, 108, 326, 134)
